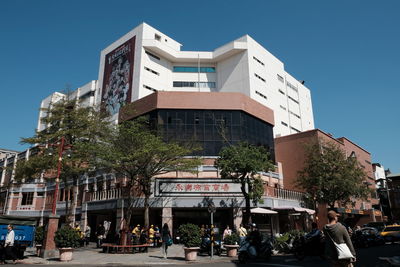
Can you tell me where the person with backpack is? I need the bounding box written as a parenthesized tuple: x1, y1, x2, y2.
(161, 223, 172, 259)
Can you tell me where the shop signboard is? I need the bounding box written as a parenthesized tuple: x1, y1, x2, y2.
(155, 179, 245, 197)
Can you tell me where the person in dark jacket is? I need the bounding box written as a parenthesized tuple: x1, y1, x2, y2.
(96, 223, 106, 248)
(323, 210, 356, 267)
(161, 223, 171, 259)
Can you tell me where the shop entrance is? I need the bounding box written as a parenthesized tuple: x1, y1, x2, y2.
(172, 208, 233, 238)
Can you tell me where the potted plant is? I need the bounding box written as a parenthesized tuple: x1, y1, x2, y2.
(178, 223, 201, 261)
(34, 226, 45, 256)
(54, 226, 81, 261)
(223, 233, 240, 257)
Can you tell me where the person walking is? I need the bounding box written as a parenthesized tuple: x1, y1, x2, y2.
(1, 225, 17, 264)
(96, 223, 106, 248)
(161, 223, 171, 259)
(323, 210, 356, 267)
(85, 225, 91, 246)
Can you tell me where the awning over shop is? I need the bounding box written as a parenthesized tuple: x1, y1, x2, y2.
(273, 206, 316, 215)
(250, 207, 278, 214)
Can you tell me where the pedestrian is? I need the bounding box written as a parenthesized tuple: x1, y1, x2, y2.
(132, 224, 141, 244)
(85, 225, 91, 246)
(323, 210, 356, 267)
(238, 223, 247, 245)
(161, 223, 171, 259)
(222, 225, 232, 241)
(149, 225, 155, 246)
(1, 225, 17, 264)
(96, 223, 106, 248)
(154, 225, 160, 247)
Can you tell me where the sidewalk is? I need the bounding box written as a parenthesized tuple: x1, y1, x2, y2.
(22, 244, 236, 265)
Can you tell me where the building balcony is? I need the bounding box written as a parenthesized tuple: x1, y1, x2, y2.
(88, 188, 122, 202)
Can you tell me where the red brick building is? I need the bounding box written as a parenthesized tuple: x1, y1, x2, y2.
(275, 129, 382, 228)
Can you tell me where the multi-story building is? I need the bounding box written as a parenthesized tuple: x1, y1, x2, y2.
(1, 23, 317, 237)
(98, 23, 314, 137)
(275, 129, 382, 227)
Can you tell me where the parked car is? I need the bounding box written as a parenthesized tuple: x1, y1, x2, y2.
(352, 227, 385, 248)
(0, 215, 37, 259)
(363, 222, 386, 232)
(380, 225, 400, 242)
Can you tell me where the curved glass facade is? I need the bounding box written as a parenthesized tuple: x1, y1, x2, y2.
(147, 109, 275, 161)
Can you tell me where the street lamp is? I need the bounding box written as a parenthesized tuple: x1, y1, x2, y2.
(208, 202, 216, 259)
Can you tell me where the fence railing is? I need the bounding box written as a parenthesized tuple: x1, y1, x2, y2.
(88, 188, 122, 202)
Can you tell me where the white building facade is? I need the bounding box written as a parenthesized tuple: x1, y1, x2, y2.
(97, 23, 314, 138)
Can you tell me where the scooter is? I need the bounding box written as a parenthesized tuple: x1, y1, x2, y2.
(238, 237, 273, 263)
(199, 237, 221, 256)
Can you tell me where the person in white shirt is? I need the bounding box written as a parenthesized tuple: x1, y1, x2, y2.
(222, 226, 232, 241)
(1, 224, 17, 264)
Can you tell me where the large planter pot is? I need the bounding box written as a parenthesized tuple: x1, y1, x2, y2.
(184, 247, 200, 261)
(224, 244, 239, 257)
(59, 247, 73, 261)
(35, 245, 43, 257)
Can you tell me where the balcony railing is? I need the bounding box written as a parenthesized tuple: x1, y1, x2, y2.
(88, 188, 122, 202)
(271, 188, 304, 202)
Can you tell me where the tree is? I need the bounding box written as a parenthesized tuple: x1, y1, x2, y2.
(98, 117, 201, 228)
(14, 97, 112, 222)
(296, 140, 371, 209)
(214, 142, 274, 225)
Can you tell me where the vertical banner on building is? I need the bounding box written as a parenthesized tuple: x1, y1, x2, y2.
(101, 36, 136, 115)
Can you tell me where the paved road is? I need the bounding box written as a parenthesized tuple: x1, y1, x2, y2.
(11, 243, 400, 267)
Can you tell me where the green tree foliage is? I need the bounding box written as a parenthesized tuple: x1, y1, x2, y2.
(296, 140, 371, 209)
(14, 97, 112, 219)
(97, 117, 201, 228)
(178, 223, 201, 247)
(214, 142, 274, 225)
(54, 226, 81, 248)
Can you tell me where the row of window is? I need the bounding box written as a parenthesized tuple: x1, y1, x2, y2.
(288, 95, 299, 104)
(254, 73, 266, 82)
(277, 74, 284, 83)
(144, 66, 159, 76)
(253, 56, 265, 66)
(145, 50, 161, 60)
(291, 126, 300, 133)
(256, 90, 267, 100)
(173, 81, 216, 88)
(144, 84, 157, 92)
(173, 66, 216, 73)
(289, 110, 301, 119)
(286, 81, 298, 92)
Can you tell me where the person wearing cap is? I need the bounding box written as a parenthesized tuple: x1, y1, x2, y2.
(323, 210, 356, 267)
(132, 224, 141, 244)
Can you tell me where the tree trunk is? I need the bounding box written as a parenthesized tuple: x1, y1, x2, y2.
(144, 194, 150, 228)
(240, 179, 251, 225)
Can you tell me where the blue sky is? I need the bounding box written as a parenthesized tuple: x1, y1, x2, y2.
(0, 0, 399, 173)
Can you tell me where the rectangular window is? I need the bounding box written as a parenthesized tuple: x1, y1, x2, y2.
(290, 126, 300, 133)
(286, 81, 298, 92)
(253, 56, 265, 66)
(280, 105, 286, 111)
(278, 89, 285, 95)
(144, 66, 160, 76)
(155, 34, 161, 41)
(145, 51, 160, 60)
(143, 85, 157, 92)
(173, 81, 216, 88)
(254, 73, 266, 82)
(281, 121, 288, 127)
(173, 66, 216, 73)
(21, 192, 33, 205)
(277, 74, 284, 83)
(37, 192, 44, 197)
(289, 110, 301, 119)
(288, 96, 299, 104)
(255, 90, 267, 100)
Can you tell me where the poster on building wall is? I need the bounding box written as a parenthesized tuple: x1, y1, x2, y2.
(101, 36, 136, 115)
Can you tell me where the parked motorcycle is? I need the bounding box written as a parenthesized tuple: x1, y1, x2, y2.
(293, 234, 325, 260)
(238, 236, 273, 263)
(199, 237, 221, 256)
